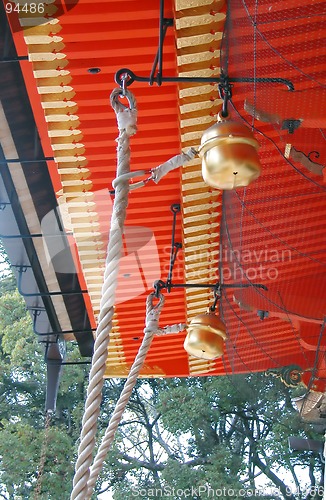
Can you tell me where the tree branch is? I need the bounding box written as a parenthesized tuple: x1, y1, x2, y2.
(118, 420, 145, 428)
(150, 412, 161, 429)
(153, 424, 177, 459)
(252, 454, 296, 500)
(117, 453, 209, 473)
(288, 461, 301, 492)
(119, 452, 165, 472)
(225, 414, 240, 439)
(308, 456, 316, 487)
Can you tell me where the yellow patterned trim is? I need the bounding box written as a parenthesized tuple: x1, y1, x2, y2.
(175, 0, 225, 375)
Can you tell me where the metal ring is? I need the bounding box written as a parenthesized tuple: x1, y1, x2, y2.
(115, 68, 135, 88)
(121, 74, 127, 96)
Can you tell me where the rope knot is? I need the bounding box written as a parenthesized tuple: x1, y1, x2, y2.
(144, 292, 187, 336)
(144, 292, 165, 334)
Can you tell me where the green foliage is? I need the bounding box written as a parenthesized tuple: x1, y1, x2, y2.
(0, 274, 16, 296)
(0, 241, 16, 295)
(0, 244, 323, 500)
(0, 420, 75, 499)
(0, 267, 88, 498)
(0, 241, 11, 274)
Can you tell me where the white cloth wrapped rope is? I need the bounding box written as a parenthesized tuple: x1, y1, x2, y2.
(151, 147, 198, 184)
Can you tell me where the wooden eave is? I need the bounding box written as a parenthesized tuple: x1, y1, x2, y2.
(1, 0, 326, 389)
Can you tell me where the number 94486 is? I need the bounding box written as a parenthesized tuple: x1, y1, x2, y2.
(5, 2, 45, 14)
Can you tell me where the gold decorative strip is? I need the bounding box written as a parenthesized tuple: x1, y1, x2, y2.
(189, 358, 216, 374)
(175, 0, 225, 375)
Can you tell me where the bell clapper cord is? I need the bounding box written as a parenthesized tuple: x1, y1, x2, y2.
(153, 204, 268, 310)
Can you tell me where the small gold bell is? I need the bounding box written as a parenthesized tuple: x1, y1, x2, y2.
(198, 113, 262, 190)
(184, 311, 226, 360)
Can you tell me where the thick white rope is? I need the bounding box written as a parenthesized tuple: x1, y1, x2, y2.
(71, 87, 190, 499)
(70, 87, 137, 500)
(86, 293, 185, 496)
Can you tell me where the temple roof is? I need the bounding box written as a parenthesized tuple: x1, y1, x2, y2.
(0, 0, 326, 390)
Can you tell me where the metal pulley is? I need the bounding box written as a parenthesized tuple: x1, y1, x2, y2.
(184, 311, 226, 360)
(198, 113, 262, 190)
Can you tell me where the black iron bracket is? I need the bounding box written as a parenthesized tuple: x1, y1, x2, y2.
(44, 340, 92, 366)
(154, 278, 268, 294)
(307, 151, 322, 163)
(149, 16, 173, 86)
(46, 359, 92, 366)
(29, 307, 58, 339)
(115, 68, 294, 92)
(0, 55, 29, 63)
(166, 203, 182, 292)
(30, 306, 97, 338)
(218, 75, 233, 117)
(281, 119, 301, 134)
(0, 197, 72, 238)
(13, 264, 88, 298)
(296, 148, 323, 168)
(115, 0, 294, 91)
(0, 157, 54, 164)
(153, 204, 268, 305)
(0, 231, 73, 239)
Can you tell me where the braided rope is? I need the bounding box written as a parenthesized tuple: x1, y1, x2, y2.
(86, 293, 186, 496)
(71, 88, 137, 500)
(86, 293, 164, 495)
(71, 87, 189, 499)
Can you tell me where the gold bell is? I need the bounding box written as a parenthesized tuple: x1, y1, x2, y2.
(198, 113, 262, 190)
(184, 311, 226, 360)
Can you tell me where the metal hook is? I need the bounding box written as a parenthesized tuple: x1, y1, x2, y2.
(115, 68, 135, 88)
(210, 284, 221, 312)
(153, 279, 166, 298)
(120, 73, 128, 97)
(218, 75, 233, 118)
